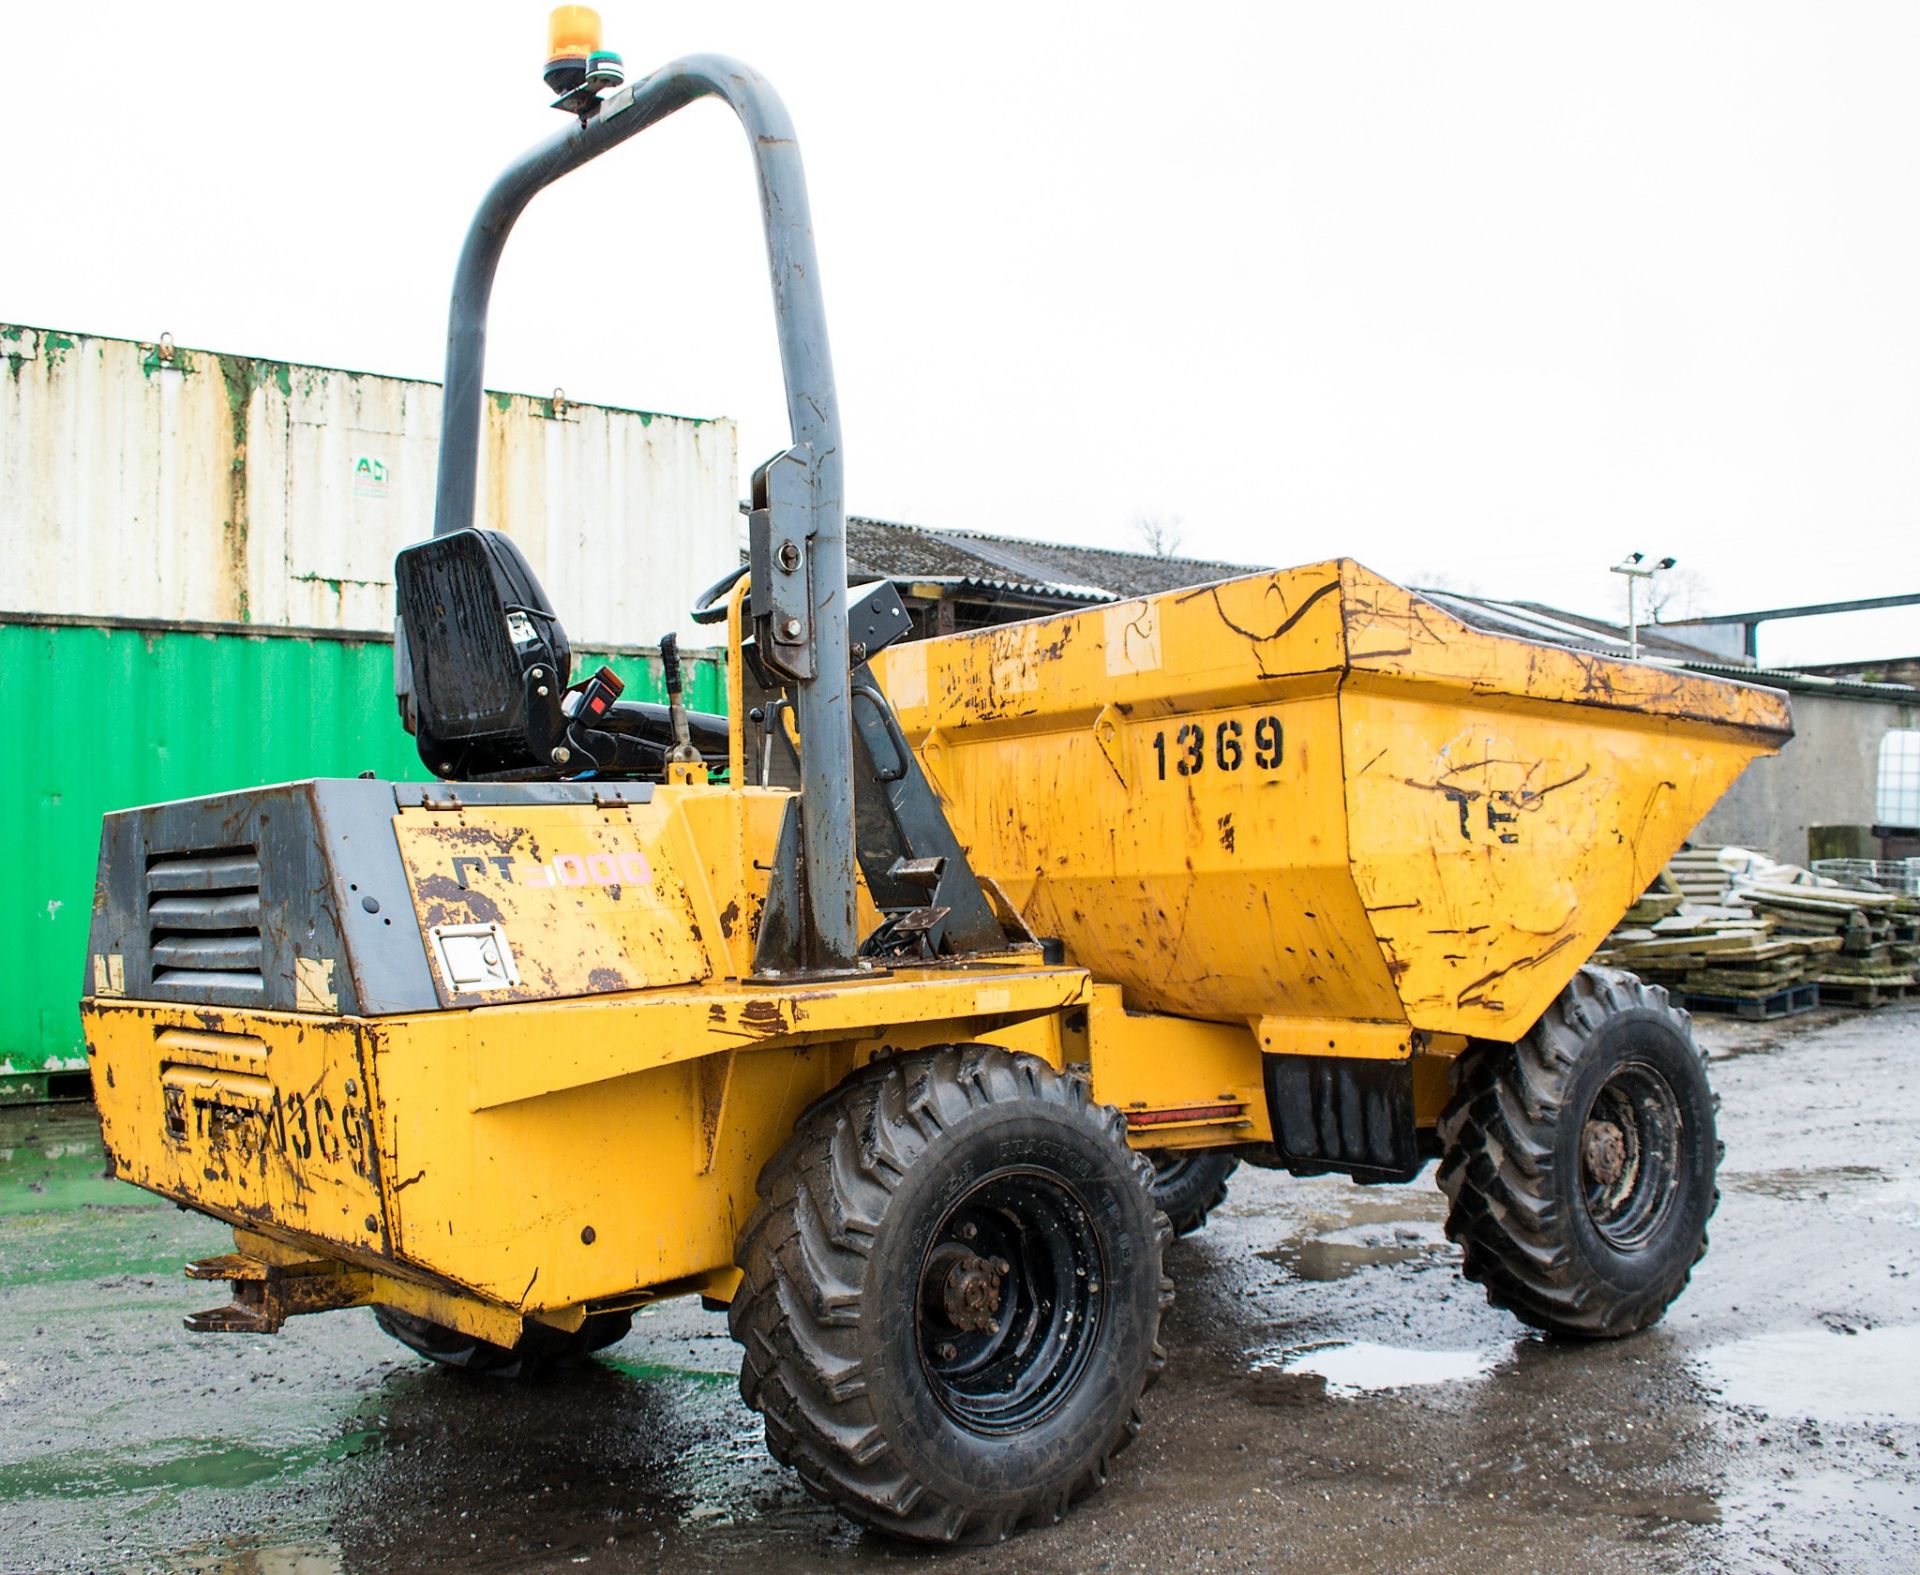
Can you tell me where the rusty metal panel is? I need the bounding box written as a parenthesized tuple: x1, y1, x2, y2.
(1, 323, 739, 648)
(0, 326, 248, 624)
(262, 361, 444, 631)
(476, 391, 743, 652)
(392, 804, 713, 1006)
(85, 1002, 390, 1253)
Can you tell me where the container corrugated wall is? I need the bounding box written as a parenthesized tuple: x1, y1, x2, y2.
(0, 323, 741, 649)
(0, 616, 724, 1098)
(1, 322, 737, 1098)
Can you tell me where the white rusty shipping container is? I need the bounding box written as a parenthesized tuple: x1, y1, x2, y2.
(0, 324, 739, 648)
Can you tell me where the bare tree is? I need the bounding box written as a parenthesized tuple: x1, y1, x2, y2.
(1132, 512, 1185, 558)
(1649, 567, 1709, 623)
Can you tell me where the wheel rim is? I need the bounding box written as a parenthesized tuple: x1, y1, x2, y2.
(1578, 1060, 1684, 1250)
(915, 1166, 1105, 1435)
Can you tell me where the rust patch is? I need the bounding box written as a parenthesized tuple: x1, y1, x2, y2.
(433, 822, 534, 851)
(696, 1052, 734, 1175)
(587, 967, 627, 992)
(739, 999, 786, 1033)
(1216, 813, 1235, 854)
(718, 900, 740, 938)
(414, 873, 503, 924)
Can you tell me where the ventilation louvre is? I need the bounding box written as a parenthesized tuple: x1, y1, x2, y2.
(146, 847, 264, 997)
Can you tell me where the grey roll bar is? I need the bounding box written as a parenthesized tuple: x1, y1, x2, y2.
(430, 54, 856, 969)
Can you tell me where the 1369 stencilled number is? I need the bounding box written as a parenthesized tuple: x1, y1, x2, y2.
(1152, 715, 1283, 780)
(1253, 714, 1282, 769)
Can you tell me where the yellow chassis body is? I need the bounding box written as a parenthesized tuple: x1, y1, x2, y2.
(83, 563, 1788, 1346)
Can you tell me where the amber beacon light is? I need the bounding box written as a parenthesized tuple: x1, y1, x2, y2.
(544, 6, 604, 94)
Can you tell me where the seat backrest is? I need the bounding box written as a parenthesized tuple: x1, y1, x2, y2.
(394, 529, 572, 773)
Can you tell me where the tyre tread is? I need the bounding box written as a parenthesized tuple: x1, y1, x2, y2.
(729, 1046, 1170, 1543)
(1436, 965, 1716, 1338)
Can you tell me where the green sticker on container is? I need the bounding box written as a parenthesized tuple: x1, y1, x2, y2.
(352, 454, 389, 499)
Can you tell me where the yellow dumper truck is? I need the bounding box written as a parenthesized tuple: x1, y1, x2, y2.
(80, 22, 1791, 1545)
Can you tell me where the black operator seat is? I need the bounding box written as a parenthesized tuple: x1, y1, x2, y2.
(393, 528, 726, 782)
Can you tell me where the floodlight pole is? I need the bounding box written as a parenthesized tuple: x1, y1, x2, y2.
(1610, 553, 1675, 661)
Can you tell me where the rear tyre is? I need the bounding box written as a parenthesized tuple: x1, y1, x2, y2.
(372, 1305, 632, 1379)
(1436, 966, 1718, 1338)
(1146, 1150, 1240, 1235)
(730, 1046, 1172, 1544)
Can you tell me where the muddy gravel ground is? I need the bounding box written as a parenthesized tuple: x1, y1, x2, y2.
(3, 1001, 1917, 1574)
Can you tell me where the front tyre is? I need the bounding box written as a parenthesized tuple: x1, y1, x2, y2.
(1436, 966, 1718, 1338)
(730, 1047, 1172, 1544)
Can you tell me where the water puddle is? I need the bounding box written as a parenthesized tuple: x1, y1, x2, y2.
(1724, 1164, 1884, 1201)
(600, 1355, 735, 1390)
(1260, 1218, 1451, 1282)
(0, 1103, 124, 1215)
(1257, 1339, 1503, 1396)
(1697, 1325, 1920, 1423)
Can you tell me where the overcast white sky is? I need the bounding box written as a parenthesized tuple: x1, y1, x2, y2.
(6, 2, 1917, 664)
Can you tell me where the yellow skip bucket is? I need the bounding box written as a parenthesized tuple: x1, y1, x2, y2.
(873, 559, 1791, 1040)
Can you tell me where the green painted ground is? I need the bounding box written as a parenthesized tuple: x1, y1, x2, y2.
(0, 1105, 767, 1574)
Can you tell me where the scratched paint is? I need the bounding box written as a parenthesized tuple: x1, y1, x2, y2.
(875, 559, 1792, 1040)
(87, 1004, 391, 1259)
(393, 806, 711, 1006)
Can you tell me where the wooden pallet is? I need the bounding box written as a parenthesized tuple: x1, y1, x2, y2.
(1677, 982, 1822, 1020)
(1809, 978, 1918, 1009)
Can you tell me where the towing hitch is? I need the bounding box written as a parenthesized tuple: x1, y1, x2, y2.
(184, 1250, 377, 1334)
(182, 1234, 535, 1347)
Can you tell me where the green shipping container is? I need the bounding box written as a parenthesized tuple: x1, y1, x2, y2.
(0, 615, 725, 1103)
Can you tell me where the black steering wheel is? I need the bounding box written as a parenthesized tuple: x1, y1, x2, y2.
(691, 564, 751, 626)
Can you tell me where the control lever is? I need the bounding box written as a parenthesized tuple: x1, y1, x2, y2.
(659, 633, 704, 769)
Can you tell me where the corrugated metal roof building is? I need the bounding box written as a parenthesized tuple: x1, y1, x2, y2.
(846, 515, 1252, 599)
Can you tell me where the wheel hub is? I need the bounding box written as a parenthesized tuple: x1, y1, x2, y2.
(1582, 1119, 1628, 1187)
(914, 1167, 1107, 1435)
(1578, 1059, 1684, 1251)
(939, 1252, 1005, 1332)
